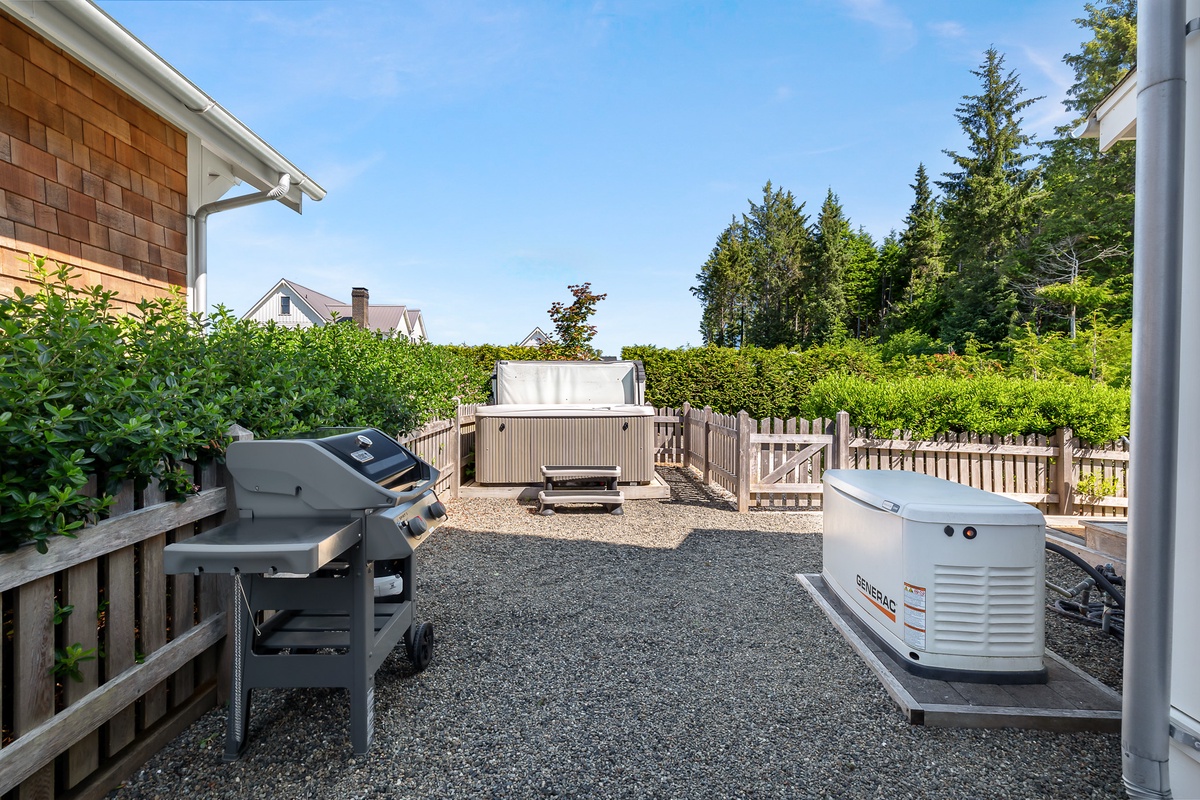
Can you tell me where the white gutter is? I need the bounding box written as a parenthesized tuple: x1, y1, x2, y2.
(0, 0, 325, 204)
(192, 174, 292, 317)
(1123, 0, 1185, 796)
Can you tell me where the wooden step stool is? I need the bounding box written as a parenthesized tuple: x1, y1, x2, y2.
(538, 465, 624, 516)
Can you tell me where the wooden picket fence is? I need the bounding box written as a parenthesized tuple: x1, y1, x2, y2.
(0, 434, 244, 800)
(651, 404, 1129, 514)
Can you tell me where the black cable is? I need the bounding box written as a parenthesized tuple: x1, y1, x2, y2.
(1045, 541, 1125, 641)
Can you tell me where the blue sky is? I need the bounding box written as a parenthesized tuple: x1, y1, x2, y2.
(101, 0, 1088, 355)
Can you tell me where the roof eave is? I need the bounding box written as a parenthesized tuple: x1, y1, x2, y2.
(2, 0, 326, 206)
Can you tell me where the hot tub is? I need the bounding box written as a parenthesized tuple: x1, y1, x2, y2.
(475, 403, 655, 485)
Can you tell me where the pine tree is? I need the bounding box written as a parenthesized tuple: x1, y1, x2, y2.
(692, 218, 751, 347)
(1019, 0, 1135, 329)
(807, 189, 851, 344)
(938, 48, 1042, 347)
(843, 227, 882, 339)
(743, 182, 812, 347)
(889, 164, 947, 336)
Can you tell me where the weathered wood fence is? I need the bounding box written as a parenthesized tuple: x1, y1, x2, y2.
(653, 404, 1129, 515)
(0, 434, 244, 800)
(419, 403, 1128, 516)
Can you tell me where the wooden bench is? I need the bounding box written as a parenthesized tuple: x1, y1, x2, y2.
(538, 465, 624, 515)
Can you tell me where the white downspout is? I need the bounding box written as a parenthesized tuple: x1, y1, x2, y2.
(1123, 0, 1186, 797)
(190, 173, 291, 317)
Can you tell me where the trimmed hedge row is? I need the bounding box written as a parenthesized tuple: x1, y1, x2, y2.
(622, 344, 1130, 445)
(800, 374, 1129, 444)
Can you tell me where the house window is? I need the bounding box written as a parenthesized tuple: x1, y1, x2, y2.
(281, 296, 291, 315)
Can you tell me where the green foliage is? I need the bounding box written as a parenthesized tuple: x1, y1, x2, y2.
(0, 259, 225, 553)
(800, 373, 1128, 445)
(52, 643, 98, 683)
(205, 310, 484, 439)
(809, 189, 851, 345)
(622, 343, 882, 420)
(692, 217, 751, 347)
(1, 262, 485, 550)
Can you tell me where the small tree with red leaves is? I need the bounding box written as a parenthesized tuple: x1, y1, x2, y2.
(546, 282, 607, 359)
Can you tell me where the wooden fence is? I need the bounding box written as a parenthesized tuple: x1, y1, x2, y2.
(651, 404, 1129, 514)
(0, 432, 245, 800)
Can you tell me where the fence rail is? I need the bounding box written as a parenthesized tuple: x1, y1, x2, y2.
(0, 439, 240, 799)
(648, 405, 1128, 514)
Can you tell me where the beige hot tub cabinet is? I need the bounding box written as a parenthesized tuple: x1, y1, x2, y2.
(477, 360, 654, 485)
(475, 404, 655, 484)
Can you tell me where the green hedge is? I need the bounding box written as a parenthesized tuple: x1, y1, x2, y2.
(621, 343, 883, 419)
(0, 263, 485, 551)
(801, 374, 1128, 444)
(623, 344, 1130, 445)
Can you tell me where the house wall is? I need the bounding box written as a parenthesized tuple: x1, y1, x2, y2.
(0, 12, 188, 310)
(244, 288, 323, 328)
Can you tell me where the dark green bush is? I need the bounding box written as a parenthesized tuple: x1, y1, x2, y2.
(621, 343, 882, 419)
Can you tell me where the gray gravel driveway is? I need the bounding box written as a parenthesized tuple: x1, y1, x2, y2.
(110, 468, 1123, 799)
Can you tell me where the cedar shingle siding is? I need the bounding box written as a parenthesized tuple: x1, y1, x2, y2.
(0, 11, 188, 308)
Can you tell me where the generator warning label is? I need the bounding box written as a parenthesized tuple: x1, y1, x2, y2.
(903, 583, 927, 650)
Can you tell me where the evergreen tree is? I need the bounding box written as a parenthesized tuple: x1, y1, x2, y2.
(808, 189, 851, 344)
(876, 232, 905, 330)
(743, 182, 812, 347)
(692, 218, 751, 347)
(844, 227, 883, 338)
(1019, 0, 1136, 329)
(938, 47, 1042, 347)
(889, 163, 947, 336)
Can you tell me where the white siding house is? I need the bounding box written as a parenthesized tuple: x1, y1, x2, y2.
(243, 279, 426, 340)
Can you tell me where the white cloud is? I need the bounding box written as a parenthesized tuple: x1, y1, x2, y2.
(839, 0, 916, 49)
(929, 20, 966, 39)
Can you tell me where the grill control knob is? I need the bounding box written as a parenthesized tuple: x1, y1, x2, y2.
(430, 501, 448, 519)
(408, 516, 429, 536)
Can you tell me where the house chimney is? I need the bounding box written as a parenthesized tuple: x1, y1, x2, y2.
(352, 287, 369, 329)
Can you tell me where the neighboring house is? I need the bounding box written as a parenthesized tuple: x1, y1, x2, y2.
(518, 326, 551, 347)
(243, 278, 426, 341)
(0, 0, 324, 314)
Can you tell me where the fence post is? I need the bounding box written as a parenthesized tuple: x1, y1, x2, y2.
(452, 404, 462, 500)
(702, 406, 713, 485)
(834, 410, 850, 470)
(681, 402, 692, 471)
(1056, 426, 1076, 516)
(737, 410, 752, 512)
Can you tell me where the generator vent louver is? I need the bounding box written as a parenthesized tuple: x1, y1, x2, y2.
(931, 564, 1040, 654)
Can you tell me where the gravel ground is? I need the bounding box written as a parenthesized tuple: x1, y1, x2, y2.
(110, 468, 1124, 799)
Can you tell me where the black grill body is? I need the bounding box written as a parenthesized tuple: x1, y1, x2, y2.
(164, 428, 447, 759)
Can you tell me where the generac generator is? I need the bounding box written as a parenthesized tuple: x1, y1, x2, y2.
(822, 469, 1047, 684)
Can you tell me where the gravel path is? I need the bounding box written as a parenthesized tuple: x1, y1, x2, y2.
(110, 468, 1123, 799)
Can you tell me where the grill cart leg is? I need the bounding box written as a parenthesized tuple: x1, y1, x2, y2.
(224, 573, 254, 761)
(350, 543, 375, 756)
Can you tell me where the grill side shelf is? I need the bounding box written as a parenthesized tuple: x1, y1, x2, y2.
(163, 518, 361, 575)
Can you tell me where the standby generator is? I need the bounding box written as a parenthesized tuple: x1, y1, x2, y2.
(822, 469, 1047, 683)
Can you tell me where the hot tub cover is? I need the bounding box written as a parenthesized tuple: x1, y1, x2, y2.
(475, 403, 654, 418)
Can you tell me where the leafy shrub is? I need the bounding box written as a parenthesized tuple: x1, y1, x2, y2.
(800, 374, 1129, 444)
(0, 260, 226, 552)
(621, 343, 882, 419)
(1, 262, 486, 551)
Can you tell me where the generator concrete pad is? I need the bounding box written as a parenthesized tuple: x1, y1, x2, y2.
(797, 573, 1122, 733)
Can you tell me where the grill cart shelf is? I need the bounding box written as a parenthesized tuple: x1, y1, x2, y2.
(164, 428, 447, 760)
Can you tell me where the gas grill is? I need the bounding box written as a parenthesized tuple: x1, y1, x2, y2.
(163, 428, 447, 760)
